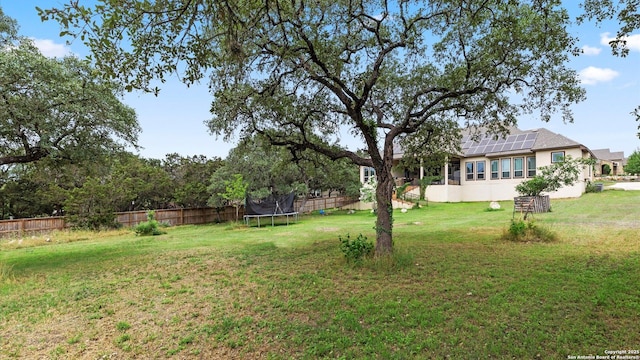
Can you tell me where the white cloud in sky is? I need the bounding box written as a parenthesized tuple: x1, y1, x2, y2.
(579, 66, 619, 85)
(581, 45, 601, 56)
(31, 38, 73, 58)
(600, 32, 640, 52)
(627, 34, 640, 51)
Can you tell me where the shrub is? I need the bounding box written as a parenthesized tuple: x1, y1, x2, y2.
(624, 149, 640, 174)
(339, 233, 374, 263)
(134, 211, 166, 236)
(515, 176, 549, 197)
(503, 219, 557, 243)
(585, 181, 599, 193)
(395, 182, 410, 200)
(515, 156, 594, 196)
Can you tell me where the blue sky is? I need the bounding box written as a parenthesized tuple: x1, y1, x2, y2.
(2, 1, 639, 160)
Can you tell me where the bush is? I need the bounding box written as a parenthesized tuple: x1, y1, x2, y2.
(134, 211, 166, 236)
(339, 233, 374, 263)
(515, 176, 549, 197)
(503, 219, 557, 243)
(585, 181, 599, 193)
(515, 156, 594, 196)
(395, 182, 410, 200)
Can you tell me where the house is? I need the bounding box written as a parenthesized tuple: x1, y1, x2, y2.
(359, 127, 596, 204)
(590, 148, 626, 176)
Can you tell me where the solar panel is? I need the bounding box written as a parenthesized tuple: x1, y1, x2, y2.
(463, 132, 538, 156)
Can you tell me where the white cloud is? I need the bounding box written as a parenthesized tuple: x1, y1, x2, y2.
(31, 38, 73, 58)
(581, 45, 601, 56)
(600, 32, 640, 52)
(627, 34, 640, 52)
(579, 66, 619, 85)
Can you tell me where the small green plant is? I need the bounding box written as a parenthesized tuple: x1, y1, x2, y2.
(503, 218, 557, 243)
(133, 211, 166, 236)
(116, 321, 131, 331)
(339, 233, 374, 263)
(585, 181, 602, 193)
(395, 182, 410, 200)
(115, 333, 131, 351)
(508, 219, 528, 238)
(66, 333, 82, 345)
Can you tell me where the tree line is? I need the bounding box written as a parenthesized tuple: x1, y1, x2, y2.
(0, 141, 360, 228)
(0, 8, 360, 228)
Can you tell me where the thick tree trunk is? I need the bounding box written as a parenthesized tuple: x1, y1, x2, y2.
(374, 153, 395, 255)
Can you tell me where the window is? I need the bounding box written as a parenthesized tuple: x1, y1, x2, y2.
(491, 160, 499, 179)
(476, 161, 486, 180)
(363, 167, 376, 183)
(465, 162, 474, 180)
(514, 157, 524, 178)
(527, 156, 536, 177)
(501, 158, 511, 178)
(551, 151, 565, 163)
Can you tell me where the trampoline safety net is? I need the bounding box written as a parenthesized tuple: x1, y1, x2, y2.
(245, 192, 296, 215)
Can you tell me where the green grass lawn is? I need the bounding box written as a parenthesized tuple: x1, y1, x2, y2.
(1, 190, 639, 359)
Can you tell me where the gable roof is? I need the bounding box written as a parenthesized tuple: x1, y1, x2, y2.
(591, 148, 625, 161)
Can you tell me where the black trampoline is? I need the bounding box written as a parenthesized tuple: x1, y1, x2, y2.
(243, 192, 299, 227)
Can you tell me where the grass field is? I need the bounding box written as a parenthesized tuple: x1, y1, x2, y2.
(1, 190, 639, 359)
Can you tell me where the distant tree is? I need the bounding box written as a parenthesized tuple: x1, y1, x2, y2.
(0, 9, 139, 166)
(109, 154, 174, 211)
(0, 158, 96, 219)
(219, 174, 248, 222)
(312, 157, 361, 198)
(162, 153, 223, 208)
(602, 163, 612, 175)
(61, 153, 176, 228)
(209, 135, 359, 200)
(64, 177, 123, 229)
(0, 170, 51, 219)
(625, 149, 640, 174)
(42, 1, 584, 255)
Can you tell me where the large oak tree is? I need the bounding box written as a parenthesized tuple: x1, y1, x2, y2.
(0, 8, 139, 166)
(42, 0, 584, 254)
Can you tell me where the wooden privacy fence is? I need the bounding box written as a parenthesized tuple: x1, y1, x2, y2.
(0, 217, 67, 238)
(0, 196, 358, 237)
(116, 207, 240, 227)
(296, 196, 358, 214)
